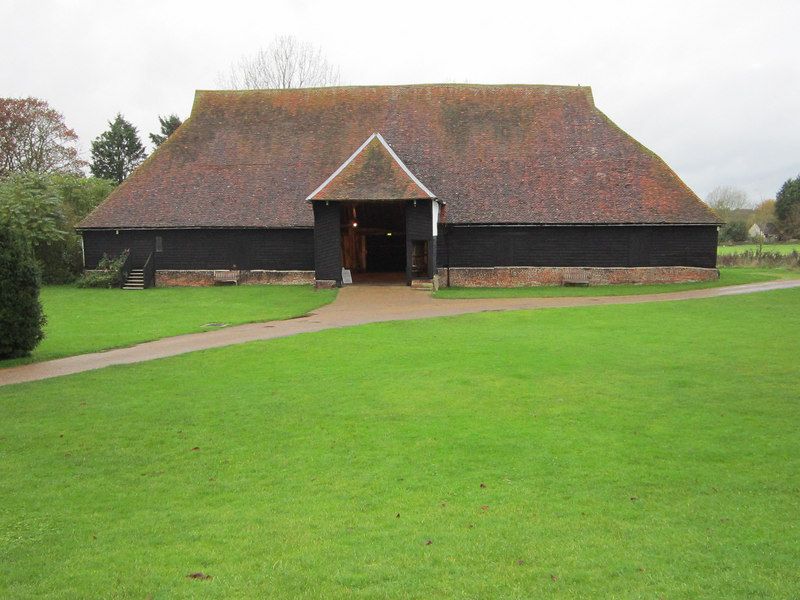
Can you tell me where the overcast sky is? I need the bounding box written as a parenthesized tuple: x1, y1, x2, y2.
(3, 0, 798, 203)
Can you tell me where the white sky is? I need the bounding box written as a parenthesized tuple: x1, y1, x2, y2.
(3, 0, 798, 203)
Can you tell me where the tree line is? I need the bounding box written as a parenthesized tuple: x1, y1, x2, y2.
(0, 97, 182, 282)
(0, 99, 181, 358)
(706, 183, 800, 244)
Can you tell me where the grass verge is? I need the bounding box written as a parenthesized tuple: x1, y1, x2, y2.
(717, 243, 800, 255)
(1, 285, 336, 367)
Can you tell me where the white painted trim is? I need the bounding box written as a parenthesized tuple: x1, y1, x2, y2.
(306, 133, 376, 201)
(432, 200, 440, 237)
(374, 133, 436, 199)
(306, 132, 436, 201)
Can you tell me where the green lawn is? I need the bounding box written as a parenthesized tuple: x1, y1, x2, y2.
(1, 289, 799, 598)
(718, 243, 800, 255)
(1, 285, 336, 367)
(434, 267, 796, 299)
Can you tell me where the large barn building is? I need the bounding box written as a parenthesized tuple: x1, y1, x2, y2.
(78, 84, 721, 288)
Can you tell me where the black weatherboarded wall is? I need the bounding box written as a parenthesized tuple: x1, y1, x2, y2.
(405, 200, 436, 279)
(312, 203, 342, 282)
(437, 225, 718, 269)
(82, 229, 314, 270)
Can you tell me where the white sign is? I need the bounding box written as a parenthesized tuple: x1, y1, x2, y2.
(341, 268, 352, 285)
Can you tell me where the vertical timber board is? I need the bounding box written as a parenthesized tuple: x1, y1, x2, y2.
(313, 202, 342, 283)
(405, 200, 435, 280)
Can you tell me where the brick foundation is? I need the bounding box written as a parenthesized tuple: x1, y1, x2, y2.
(154, 270, 315, 287)
(438, 266, 719, 287)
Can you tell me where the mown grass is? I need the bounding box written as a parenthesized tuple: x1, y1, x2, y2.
(717, 243, 800, 255)
(1, 289, 799, 598)
(1, 285, 336, 367)
(433, 267, 794, 299)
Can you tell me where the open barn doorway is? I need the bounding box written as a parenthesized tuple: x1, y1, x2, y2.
(341, 201, 406, 284)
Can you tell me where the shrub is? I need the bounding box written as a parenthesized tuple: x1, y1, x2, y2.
(42, 175, 115, 284)
(0, 173, 115, 284)
(0, 227, 46, 359)
(717, 249, 800, 268)
(719, 221, 748, 243)
(76, 251, 129, 288)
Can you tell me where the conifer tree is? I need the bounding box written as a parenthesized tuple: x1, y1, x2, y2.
(149, 114, 182, 147)
(90, 113, 146, 183)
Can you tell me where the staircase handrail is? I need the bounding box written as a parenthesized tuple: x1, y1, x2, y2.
(119, 250, 133, 288)
(142, 252, 156, 289)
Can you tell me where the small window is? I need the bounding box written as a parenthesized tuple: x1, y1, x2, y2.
(155, 236, 163, 253)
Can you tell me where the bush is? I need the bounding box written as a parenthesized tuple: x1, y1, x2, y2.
(40, 175, 115, 284)
(76, 251, 129, 288)
(719, 221, 748, 243)
(0, 173, 115, 284)
(0, 227, 46, 359)
(717, 249, 800, 268)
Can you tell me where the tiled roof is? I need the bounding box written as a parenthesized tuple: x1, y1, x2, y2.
(308, 133, 435, 201)
(78, 84, 720, 229)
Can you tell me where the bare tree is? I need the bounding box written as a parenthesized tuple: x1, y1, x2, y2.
(705, 185, 750, 215)
(219, 36, 341, 90)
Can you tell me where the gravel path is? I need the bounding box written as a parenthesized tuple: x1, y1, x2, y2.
(2, 278, 799, 387)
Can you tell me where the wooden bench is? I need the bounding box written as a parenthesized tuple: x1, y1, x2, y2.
(213, 270, 241, 285)
(562, 272, 589, 287)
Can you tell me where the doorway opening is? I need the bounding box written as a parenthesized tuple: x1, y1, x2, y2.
(341, 201, 405, 284)
(411, 240, 429, 277)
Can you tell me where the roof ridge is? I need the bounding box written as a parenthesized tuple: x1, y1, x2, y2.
(195, 83, 592, 94)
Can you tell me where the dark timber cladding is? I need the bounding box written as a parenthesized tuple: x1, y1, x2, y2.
(405, 200, 436, 279)
(437, 225, 718, 269)
(76, 84, 722, 286)
(83, 229, 314, 270)
(312, 203, 342, 282)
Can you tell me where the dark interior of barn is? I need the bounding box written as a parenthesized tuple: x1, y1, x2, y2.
(340, 202, 406, 281)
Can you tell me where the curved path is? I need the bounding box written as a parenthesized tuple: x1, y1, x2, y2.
(2, 278, 799, 387)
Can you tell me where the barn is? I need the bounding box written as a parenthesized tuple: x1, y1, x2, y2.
(77, 84, 721, 288)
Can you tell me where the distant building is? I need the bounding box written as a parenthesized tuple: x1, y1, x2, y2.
(749, 222, 779, 241)
(749, 223, 765, 239)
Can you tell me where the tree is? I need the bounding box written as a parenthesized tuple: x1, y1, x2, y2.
(719, 220, 748, 243)
(90, 114, 146, 183)
(0, 226, 46, 359)
(751, 199, 776, 227)
(0, 171, 65, 246)
(706, 186, 751, 243)
(49, 173, 115, 222)
(775, 175, 800, 238)
(0, 173, 115, 283)
(0, 97, 86, 177)
(149, 114, 182, 147)
(219, 35, 341, 89)
(705, 185, 750, 216)
(42, 174, 116, 282)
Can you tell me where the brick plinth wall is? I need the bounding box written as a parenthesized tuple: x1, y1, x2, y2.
(438, 266, 719, 287)
(154, 270, 315, 287)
